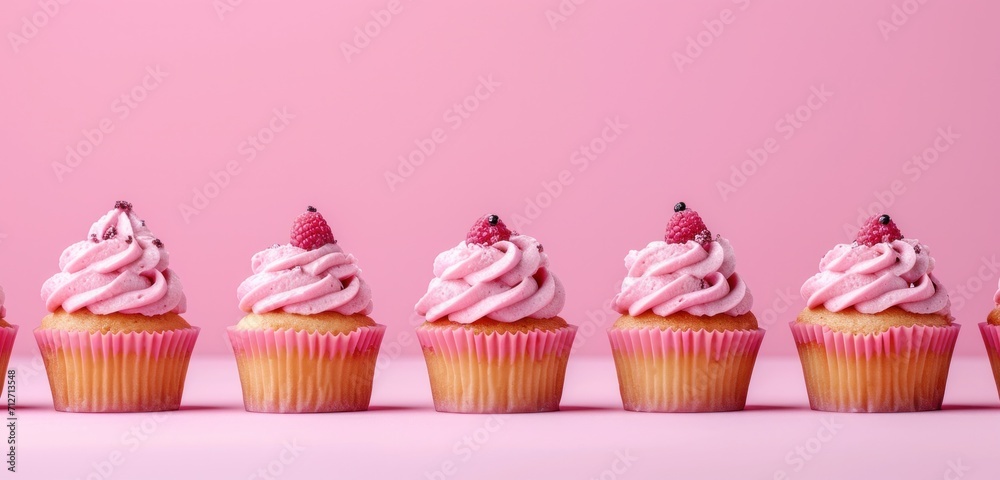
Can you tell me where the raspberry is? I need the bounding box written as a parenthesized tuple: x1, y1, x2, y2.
(290, 206, 336, 251)
(466, 214, 513, 246)
(856, 214, 903, 246)
(665, 202, 712, 247)
(114, 200, 132, 212)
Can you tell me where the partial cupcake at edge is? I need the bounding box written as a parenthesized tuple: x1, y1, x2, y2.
(229, 207, 385, 413)
(794, 214, 959, 412)
(608, 202, 764, 412)
(414, 214, 576, 413)
(0, 286, 18, 378)
(36, 201, 199, 412)
(980, 280, 1000, 400)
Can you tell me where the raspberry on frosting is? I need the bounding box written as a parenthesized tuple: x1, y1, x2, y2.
(801, 214, 950, 315)
(856, 214, 903, 246)
(612, 236, 752, 317)
(416, 217, 565, 323)
(291, 206, 337, 251)
(665, 202, 712, 248)
(466, 214, 513, 246)
(237, 208, 373, 315)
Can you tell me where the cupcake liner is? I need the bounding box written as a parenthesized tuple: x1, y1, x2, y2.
(0, 326, 18, 376)
(227, 325, 386, 413)
(979, 323, 1000, 400)
(607, 327, 765, 412)
(790, 322, 960, 412)
(415, 326, 577, 413)
(34, 327, 200, 412)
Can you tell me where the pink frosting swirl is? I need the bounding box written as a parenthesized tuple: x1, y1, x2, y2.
(415, 234, 565, 323)
(41, 206, 186, 316)
(612, 238, 753, 317)
(237, 244, 373, 315)
(801, 239, 950, 315)
(0, 286, 6, 319)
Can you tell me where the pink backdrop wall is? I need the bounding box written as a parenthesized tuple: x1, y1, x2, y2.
(2, 0, 998, 357)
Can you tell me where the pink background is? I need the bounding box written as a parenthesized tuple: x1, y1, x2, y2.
(3, 0, 1000, 359)
(4, 3, 1000, 479)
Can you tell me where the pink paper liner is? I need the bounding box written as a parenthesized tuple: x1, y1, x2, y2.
(789, 322, 960, 412)
(0, 326, 18, 376)
(34, 327, 200, 412)
(607, 327, 765, 412)
(979, 323, 1000, 400)
(227, 325, 386, 413)
(415, 325, 576, 413)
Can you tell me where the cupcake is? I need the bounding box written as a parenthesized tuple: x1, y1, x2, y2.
(35, 201, 199, 412)
(228, 207, 385, 413)
(794, 214, 959, 412)
(414, 214, 575, 413)
(608, 202, 764, 412)
(0, 287, 18, 378)
(979, 282, 1000, 400)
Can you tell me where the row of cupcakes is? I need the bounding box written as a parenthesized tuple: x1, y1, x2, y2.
(2, 201, 997, 413)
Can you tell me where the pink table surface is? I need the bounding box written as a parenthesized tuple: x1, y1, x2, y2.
(12, 354, 1000, 479)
